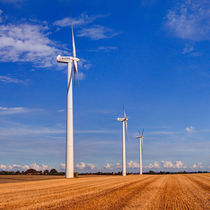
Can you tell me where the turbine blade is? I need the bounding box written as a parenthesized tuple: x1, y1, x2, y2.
(124, 109, 127, 119)
(71, 24, 76, 58)
(142, 129, 144, 136)
(73, 61, 79, 86)
(71, 20, 79, 85)
(73, 60, 78, 74)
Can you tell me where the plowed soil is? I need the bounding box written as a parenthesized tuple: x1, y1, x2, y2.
(0, 174, 209, 209)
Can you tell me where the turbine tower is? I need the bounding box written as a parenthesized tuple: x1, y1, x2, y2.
(136, 129, 144, 175)
(117, 110, 128, 176)
(57, 22, 79, 178)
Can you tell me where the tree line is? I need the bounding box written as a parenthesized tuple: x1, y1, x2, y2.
(0, 169, 208, 176)
(0, 168, 65, 175)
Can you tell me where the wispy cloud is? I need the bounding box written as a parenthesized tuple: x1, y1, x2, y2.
(0, 23, 61, 67)
(0, 9, 3, 23)
(78, 58, 92, 70)
(0, 126, 65, 137)
(77, 25, 119, 40)
(54, 13, 107, 27)
(0, 106, 34, 115)
(75, 129, 118, 134)
(57, 109, 64, 113)
(165, 0, 210, 41)
(148, 131, 178, 135)
(0, 75, 26, 84)
(89, 46, 118, 52)
(185, 126, 195, 133)
(141, 0, 157, 7)
(0, 0, 24, 3)
(54, 13, 119, 40)
(182, 43, 194, 54)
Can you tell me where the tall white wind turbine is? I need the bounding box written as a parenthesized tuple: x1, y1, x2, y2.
(136, 129, 144, 175)
(57, 22, 79, 179)
(117, 110, 128, 176)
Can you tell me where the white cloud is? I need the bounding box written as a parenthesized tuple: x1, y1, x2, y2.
(192, 162, 203, 169)
(104, 163, 112, 169)
(186, 126, 194, 133)
(174, 160, 186, 169)
(0, 106, 32, 115)
(77, 25, 119, 40)
(165, 0, 210, 41)
(0, 163, 50, 171)
(76, 162, 86, 169)
(104, 160, 188, 170)
(0, 164, 7, 170)
(0, 75, 26, 84)
(127, 160, 139, 168)
(144, 161, 160, 169)
(31, 163, 47, 171)
(87, 163, 95, 170)
(0, 23, 61, 67)
(104, 162, 121, 170)
(161, 160, 174, 168)
(161, 160, 186, 169)
(75, 162, 95, 170)
(54, 13, 106, 27)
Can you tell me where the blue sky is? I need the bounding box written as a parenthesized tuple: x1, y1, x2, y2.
(0, 0, 209, 172)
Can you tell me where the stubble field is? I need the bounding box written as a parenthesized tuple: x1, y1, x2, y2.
(0, 174, 209, 209)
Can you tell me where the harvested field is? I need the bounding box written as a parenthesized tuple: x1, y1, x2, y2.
(0, 175, 64, 183)
(0, 174, 209, 209)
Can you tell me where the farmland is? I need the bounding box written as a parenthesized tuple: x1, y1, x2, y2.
(0, 174, 209, 209)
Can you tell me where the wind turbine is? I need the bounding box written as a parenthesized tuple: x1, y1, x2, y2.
(57, 21, 80, 178)
(117, 110, 128, 176)
(136, 129, 144, 175)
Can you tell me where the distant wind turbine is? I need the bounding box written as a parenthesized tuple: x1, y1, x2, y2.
(117, 110, 128, 176)
(136, 129, 144, 175)
(57, 20, 80, 178)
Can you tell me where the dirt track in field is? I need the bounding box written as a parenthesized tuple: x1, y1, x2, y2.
(0, 174, 209, 209)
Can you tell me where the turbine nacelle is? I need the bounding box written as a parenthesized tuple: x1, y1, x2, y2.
(117, 117, 128, 122)
(57, 55, 80, 63)
(136, 136, 143, 140)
